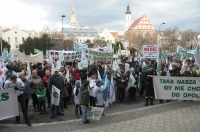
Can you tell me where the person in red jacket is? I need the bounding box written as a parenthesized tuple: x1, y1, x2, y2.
(71, 64, 80, 85)
(43, 70, 51, 108)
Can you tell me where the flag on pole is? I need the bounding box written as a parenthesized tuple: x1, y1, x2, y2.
(26, 62, 31, 80)
(194, 43, 200, 65)
(51, 85, 60, 106)
(157, 46, 162, 74)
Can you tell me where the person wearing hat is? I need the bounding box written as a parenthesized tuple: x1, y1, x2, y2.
(93, 79, 106, 115)
(79, 80, 90, 124)
(48, 68, 65, 119)
(143, 65, 157, 106)
(4, 75, 31, 126)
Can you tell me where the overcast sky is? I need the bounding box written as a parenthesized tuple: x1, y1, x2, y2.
(0, 0, 200, 32)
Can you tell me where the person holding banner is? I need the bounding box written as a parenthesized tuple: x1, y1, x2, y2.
(48, 69, 65, 119)
(4, 75, 31, 126)
(93, 79, 106, 116)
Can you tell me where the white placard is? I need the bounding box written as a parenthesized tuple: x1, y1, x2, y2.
(142, 45, 159, 59)
(0, 89, 19, 120)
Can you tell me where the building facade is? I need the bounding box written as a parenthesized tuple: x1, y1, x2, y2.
(125, 13, 158, 49)
(2, 27, 37, 49)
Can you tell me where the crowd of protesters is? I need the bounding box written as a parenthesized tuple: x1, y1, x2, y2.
(0, 52, 200, 126)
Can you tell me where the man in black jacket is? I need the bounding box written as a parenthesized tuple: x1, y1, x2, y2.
(48, 69, 65, 119)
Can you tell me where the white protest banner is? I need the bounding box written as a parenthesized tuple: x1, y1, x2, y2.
(49, 50, 83, 62)
(91, 107, 104, 120)
(88, 49, 113, 61)
(142, 45, 159, 59)
(78, 61, 88, 69)
(153, 76, 200, 100)
(51, 85, 60, 106)
(16, 51, 44, 63)
(0, 89, 19, 120)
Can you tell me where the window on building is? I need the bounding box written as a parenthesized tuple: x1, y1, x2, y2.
(139, 25, 142, 29)
(16, 44, 19, 48)
(8, 37, 10, 43)
(80, 39, 82, 42)
(22, 37, 25, 42)
(148, 26, 150, 29)
(15, 37, 18, 43)
(143, 26, 146, 29)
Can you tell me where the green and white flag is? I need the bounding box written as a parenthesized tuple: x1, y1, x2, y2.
(51, 85, 60, 106)
(34, 49, 41, 54)
(126, 73, 136, 92)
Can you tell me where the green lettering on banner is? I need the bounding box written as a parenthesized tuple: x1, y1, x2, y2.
(1, 93, 9, 101)
(164, 86, 172, 90)
(160, 79, 174, 84)
(187, 86, 200, 91)
(177, 80, 196, 84)
(89, 50, 92, 54)
(93, 56, 97, 60)
(172, 93, 180, 97)
(175, 86, 184, 91)
(92, 51, 96, 55)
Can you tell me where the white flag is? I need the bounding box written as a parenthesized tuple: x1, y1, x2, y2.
(51, 85, 60, 106)
(97, 69, 102, 81)
(26, 62, 31, 80)
(126, 73, 136, 92)
(65, 69, 70, 83)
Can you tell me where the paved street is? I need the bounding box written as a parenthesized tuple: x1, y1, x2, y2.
(1, 100, 200, 132)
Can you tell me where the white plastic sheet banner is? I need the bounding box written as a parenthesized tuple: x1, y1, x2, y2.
(51, 85, 60, 106)
(91, 107, 104, 120)
(0, 89, 19, 120)
(153, 76, 200, 100)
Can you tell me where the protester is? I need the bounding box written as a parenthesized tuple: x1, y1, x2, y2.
(43, 70, 51, 108)
(48, 69, 65, 119)
(36, 82, 46, 114)
(93, 79, 106, 115)
(144, 65, 157, 106)
(29, 70, 43, 112)
(79, 80, 90, 124)
(4, 75, 31, 126)
(19, 72, 31, 110)
(73, 80, 82, 118)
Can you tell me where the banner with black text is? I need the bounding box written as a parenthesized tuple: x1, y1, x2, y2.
(153, 76, 200, 100)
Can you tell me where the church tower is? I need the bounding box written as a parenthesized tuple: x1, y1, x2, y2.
(70, 0, 78, 28)
(125, 5, 131, 31)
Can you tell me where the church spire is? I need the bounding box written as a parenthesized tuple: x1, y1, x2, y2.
(126, 5, 131, 14)
(70, 0, 78, 28)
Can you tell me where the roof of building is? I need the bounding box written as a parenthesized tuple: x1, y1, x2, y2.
(110, 32, 118, 37)
(127, 16, 143, 31)
(127, 14, 156, 32)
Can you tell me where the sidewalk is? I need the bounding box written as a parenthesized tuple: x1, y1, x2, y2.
(73, 102, 200, 132)
(1, 101, 200, 132)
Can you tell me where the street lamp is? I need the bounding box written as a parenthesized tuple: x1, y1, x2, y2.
(159, 22, 165, 47)
(61, 15, 65, 50)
